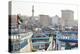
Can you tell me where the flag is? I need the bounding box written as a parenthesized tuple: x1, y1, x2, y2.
(17, 14, 23, 27)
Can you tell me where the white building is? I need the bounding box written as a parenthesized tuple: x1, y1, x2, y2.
(51, 15, 61, 27)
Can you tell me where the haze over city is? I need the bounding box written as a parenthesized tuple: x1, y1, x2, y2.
(12, 1, 78, 20)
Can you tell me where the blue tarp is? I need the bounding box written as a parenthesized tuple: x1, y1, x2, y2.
(62, 31, 78, 34)
(59, 39, 78, 43)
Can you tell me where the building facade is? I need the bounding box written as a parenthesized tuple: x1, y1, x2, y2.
(52, 15, 61, 27)
(39, 15, 51, 27)
(61, 10, 74, 27)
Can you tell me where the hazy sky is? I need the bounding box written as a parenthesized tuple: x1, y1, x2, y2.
(12, 1, 78, 20)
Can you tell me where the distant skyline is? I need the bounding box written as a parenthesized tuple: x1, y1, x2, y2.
(12, 1, 78, 20)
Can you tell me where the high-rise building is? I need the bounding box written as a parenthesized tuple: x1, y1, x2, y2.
(39, 15, 51, 27)
(61, 10, 74, 27)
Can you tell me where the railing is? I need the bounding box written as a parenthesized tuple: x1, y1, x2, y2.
(32, 41, 50, 44)
(11, 31, 33, 53)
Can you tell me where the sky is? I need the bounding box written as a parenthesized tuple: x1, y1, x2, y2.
(12, 0, 79, 20)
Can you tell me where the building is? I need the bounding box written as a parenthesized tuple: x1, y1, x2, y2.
(39, 15, 51, 27)
(52, 15, 61, 27)
(61, 10, 74, 27)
